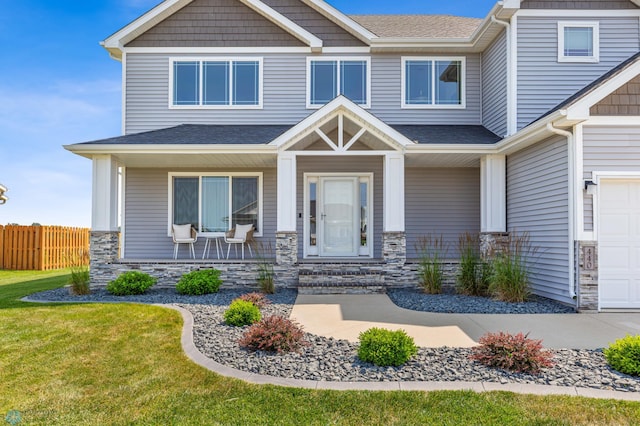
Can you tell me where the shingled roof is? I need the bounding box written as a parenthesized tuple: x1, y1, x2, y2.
(348, 15, 482, 38)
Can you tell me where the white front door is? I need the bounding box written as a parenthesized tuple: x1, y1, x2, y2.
(319, 177, 359, 256)
(599, 179, 640, 309)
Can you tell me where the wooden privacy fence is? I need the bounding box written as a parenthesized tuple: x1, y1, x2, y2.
(0, 225, 90, 270)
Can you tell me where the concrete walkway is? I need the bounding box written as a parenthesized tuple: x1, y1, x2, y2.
(290, 294, 640, 349)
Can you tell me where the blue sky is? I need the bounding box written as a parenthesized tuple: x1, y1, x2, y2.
(0, 0, 496, 227)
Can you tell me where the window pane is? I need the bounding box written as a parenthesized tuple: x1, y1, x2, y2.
(564, 27, 593, 56)
(360, 182, 367, 247)
(310, 61, 337, 105)
(174, 177, 199, 226)
(309, 182, 316, 247)
(232, 177, 258, 231)
(203, 62, 229, 105)
(340, 60, 367, 104)
(233, 61, 259, 106)
(173, 61, 200, 105)
(435, 60, 462, 105)
(202, 177, 229, 232)
(405, 60, 432, 105)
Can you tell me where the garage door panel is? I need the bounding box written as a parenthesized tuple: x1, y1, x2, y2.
(599, 179, 640, 309)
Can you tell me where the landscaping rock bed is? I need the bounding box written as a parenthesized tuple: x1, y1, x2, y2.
(29, 287, 640, 392)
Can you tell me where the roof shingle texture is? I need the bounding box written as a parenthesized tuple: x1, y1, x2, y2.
(348, 15, 482, 38)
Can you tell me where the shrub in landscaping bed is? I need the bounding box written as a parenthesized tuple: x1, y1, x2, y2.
(236, 292, 270, 309)
(239, 315, 308, 353)
(604, 335, 640, 376)
(176, 269, 222, 295)
(357, 327, 418, 367)
(469, 331, 554, 374)
(415, 234, 448, 294)
(488, 232, 535, 303)
(456, 232, 487, 297)
(106, 271, 156, 296)
(224, 300, 261, 327)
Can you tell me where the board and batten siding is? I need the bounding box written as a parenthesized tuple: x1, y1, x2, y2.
(123, 168, 277, 259)
(507, 135, 571, 304)
(517, 16, 640, 130)
(582, 125, 640, 232)
(296, 156, 384, 259)
(125, 53, 483, 134)
(405, 168, 480, 260)
(481, 29, 508, 137)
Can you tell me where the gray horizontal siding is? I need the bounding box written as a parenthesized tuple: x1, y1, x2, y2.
(482, 29, 508, 137)
(582, 125, 640, 231)
(125, 53, 483, 134)
(124, 167, 276, 259)
(517, 16, 640, 129)
(405, 168, 480, 259)
(296, 156, 384, 259)
(507, 135, 571, 304)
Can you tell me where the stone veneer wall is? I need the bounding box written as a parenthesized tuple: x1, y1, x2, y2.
(274, 231, 299, 287)
(382, 232, 407, 284)
(479, 232, 511, 258)
(90, 231, 120, 286)
(576, 241, 598, 311)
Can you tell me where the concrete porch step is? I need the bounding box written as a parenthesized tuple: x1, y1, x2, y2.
(298, 267, 385, 294)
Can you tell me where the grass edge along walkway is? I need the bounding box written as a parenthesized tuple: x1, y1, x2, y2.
(1, 270, 640, 425)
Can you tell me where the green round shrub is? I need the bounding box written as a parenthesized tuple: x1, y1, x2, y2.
(106, 271, 156, 296)
(604, 335, 640, 376)
(224, 300, 261, 327)
(176, 269, 222, 295)
(357, 327, 418, 367)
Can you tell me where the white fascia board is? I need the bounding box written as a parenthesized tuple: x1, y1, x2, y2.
(268, 96, 415, 150)
(102, 0, 192, 58)
(300, 0, 376, 44)
(633, 0, 640, 6)
(494, 110, 567, 154)
(564, 61, 640, 121)
(238, 0, 322, 50)
(64, 144, 277, 157)
(406, 144, 498, 154)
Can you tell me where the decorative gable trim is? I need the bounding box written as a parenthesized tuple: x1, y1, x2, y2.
(269, 96, 415, 151)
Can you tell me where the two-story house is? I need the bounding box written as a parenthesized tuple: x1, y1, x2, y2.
(66, 0, 640, 311)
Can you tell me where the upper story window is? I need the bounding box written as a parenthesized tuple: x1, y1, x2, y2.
(401, 57, 465, 109)
(169, 173, 262, 236)
(558, 22, 599, 63)
(170, 58, 263, 109)
(307, 57, 371, 108)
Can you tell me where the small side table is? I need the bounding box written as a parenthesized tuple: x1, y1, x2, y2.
(202, 236, 223, 260)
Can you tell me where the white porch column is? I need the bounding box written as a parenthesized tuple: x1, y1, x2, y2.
(276, 152, 297, 232)
(480, 154, 506, 232)
(384, 153, 405, 232)
(91, 154, 119, 231)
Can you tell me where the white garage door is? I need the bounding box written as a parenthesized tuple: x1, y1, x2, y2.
(599, 179, 640, 309)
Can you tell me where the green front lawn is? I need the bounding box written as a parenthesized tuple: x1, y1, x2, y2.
(1, 270, 639, 425)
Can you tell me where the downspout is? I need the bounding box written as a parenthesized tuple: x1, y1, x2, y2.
(491, 16, 512, 137)
(546, 122, 577, 300)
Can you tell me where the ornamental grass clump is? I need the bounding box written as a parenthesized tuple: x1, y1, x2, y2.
(357, 327, 418, 367)
(604, 335, 640, 376)
(106, 271, 156, 296)
(176, 269, 222, 295)
(470, 331, 554, 374)
(236, 292, 270, 309)
(456, 232, 487, 296)
(67, 248, 90, 295)
(415, 234, 448, 294)
(224, 299, 261, 327)
(489, 232, 536, 303)
(239, 315, 308, 353)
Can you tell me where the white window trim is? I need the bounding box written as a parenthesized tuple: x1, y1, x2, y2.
(167, 172, 263, 238)
(400, 56, 467, 109)
(557, 22, 600, 63)
(168, 57, 264, 109)
(306, 56, 372, 109)
(302, 173, 373, 259)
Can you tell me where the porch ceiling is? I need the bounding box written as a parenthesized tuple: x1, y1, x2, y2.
(405, 152, 484, 168)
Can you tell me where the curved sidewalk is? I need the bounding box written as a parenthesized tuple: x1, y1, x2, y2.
(23, 296, 640, 401)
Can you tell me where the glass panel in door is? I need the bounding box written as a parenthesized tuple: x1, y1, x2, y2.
(320, 178, 358, 256)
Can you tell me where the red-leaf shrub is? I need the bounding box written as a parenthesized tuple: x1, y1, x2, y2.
(239, 315, 308, 354)
(236, 292, 270, 309)
(469, 331, 554, 374)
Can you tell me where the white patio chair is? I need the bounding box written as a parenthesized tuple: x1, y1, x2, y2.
(172, 224, 197, 259)
(224, 224, 254, 260)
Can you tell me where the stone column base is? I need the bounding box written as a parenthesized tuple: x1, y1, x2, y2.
(382, 232, 408, 285)
(576, 241, 598, 311)
(89, 231, 120, 287)
(480, 232, 510, 259)
(275, 231, 298, 287)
